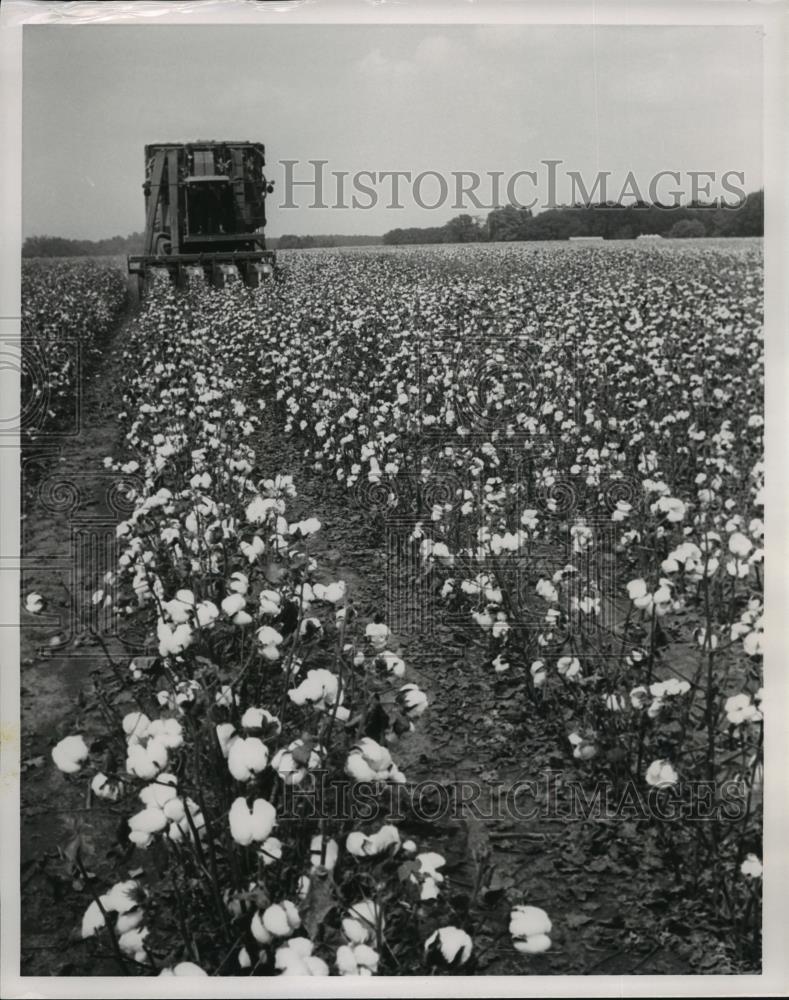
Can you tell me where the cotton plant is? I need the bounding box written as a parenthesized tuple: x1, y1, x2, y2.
(43, 242, 763, 973)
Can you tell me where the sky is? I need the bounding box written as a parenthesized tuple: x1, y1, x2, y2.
(22, 24, 763, 239)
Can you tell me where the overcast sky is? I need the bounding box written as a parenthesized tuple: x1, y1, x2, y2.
(22, 24, 763, 239)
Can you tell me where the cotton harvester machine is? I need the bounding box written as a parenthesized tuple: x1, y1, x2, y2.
(128, 141, 277, 294)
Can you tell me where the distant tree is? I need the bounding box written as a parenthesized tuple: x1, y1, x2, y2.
(668, 219, 707, 239)
(443, 214, 486, 243)
(383, 226, 448, 246)
(613, 224, 635, 240)
(277, 235, 314, 249)
(486, 205, 533, 241)
(713, 190, 763, 238)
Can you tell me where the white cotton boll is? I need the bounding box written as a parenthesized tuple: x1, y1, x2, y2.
(276, 937, 327, 975)
(287, 668, 342, 714)
(344, 900, 381, 944)
(52, 734, 90, 774)
(492, 654, 510, 673)
(284, 954, 329, 976)
(122, 712, 151, 740)
(336, 943, 358, 975)
(421, 876, 441, 900)
(139, 773, 178, 808)
(157, 620, 194, 657)
(25, 591, 45, 614)
(514, 933, 552, 954)
(126, 741, 167, 780)
(246, 495, 276, 524)
(228, 737, 269, 782)
(215, 685, 236, 708)
(102, 880, 140, 914)
(116, 907, 145, 935)
(417, 851, 445, 878)
(91, 772, 121, 801)
(195, 600, 219, 628)
(510, 905, 552, 940)
(346, 831, 370, 856)
(530, 661, 547, 688)
(147, 718, 183, 749)
(129, 806, 167, 839)
(229, 797, 277, 844)
(271, 740, 319, 785)
(369, 824, 400, 853)
(626, 578, 649, 602)
(379, 650, 405, 677)
(164, 590, 195, 623)
(259, 589, 281, 616)
(298, 616, 323, 639)
(240, 706, 280, 731)
(342, 918, 369, 945)
(310, 834, 339, 871)
(353, 943, 379, 973)
(221, 593, 246, 617)
(251, 798, 277, 841)
(645, 759, 679, 788)
(288, 673, 321, 706)
(229, 798, 254, 846)
(291, 517, 321, 537)
(163, 795, 186, 822)
(741, 853, 763, 878)
(81, 899, 106, 938)
(241, 536, 266, 563)
(161, 961, 207, 976)
(260, 836, 283, 865)
(251, 909, 273, 944)
(365, 622, 390, 651)
(118, 925, 149, 961)
(216, 723, 237, 757)
(345, 754, 376, 783)
(262, 900, 301, 937)
(424, 926, 473, 965)
(256, 625, 284, 647)
(294, 581, 315, 606)
(728, 532, 753, 558)
(314, 580, 346, 603)
(557, 656, 581, 680)
(262, 905, 291, 938)
(147, 736, 170, 768)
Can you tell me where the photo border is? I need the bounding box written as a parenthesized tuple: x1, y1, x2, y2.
(1, 2, 786, 997)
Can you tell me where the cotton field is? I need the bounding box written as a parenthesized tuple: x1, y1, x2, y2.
(25, 239, 764, 976)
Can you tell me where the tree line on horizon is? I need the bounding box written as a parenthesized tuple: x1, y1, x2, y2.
(22, 232, 146, 258)
(22, 191, 762, 257)
(382, 190, 764, 245)
(21, 231, 383, 257)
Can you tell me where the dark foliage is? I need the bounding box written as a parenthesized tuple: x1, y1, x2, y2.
(383, 190, 764, 245)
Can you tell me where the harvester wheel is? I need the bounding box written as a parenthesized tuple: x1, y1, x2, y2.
(212, 263, 241, 288)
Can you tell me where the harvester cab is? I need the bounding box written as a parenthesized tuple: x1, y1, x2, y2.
(128, 141, 277, 294)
